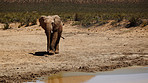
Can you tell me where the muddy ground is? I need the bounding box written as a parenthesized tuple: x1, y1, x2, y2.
(0, 22, 148, 82)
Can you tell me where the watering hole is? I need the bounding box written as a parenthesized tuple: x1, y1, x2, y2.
(26, 66, 148, 83)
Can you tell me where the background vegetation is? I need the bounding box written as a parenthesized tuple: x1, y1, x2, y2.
(0, 1, 148, 27)
(1, 0, 147, 4)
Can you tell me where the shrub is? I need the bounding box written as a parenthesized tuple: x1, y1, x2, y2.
(0, 1, 148, 28)
(125, 17, 142, 28)
(0, 12, 40, 27)
(3, 23, 10, 30)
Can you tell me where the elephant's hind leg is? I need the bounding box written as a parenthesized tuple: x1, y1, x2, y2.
(55, 42, 59, 54)
(55, 32, 62, 54)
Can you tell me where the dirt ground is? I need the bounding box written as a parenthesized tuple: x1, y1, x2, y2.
(0, 22, 148, 82)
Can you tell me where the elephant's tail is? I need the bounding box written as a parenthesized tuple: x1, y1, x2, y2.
(61, 36, 65, 39)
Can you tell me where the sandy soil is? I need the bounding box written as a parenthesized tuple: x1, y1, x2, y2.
(0, 23, 148, 82)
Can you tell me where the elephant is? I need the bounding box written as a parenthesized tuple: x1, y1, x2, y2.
(39, 15, 63, 55)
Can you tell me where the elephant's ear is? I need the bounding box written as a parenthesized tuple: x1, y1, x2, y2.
(53, 15, 62, 27)
(39, 16, 46, 30)
(39, 17, 44, 26)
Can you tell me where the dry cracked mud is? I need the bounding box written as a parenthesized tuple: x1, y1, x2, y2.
(0, 23, 148, 82)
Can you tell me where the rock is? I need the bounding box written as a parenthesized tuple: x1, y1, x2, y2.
(0, 23, 5, 29)
(9, 23, 21, 28)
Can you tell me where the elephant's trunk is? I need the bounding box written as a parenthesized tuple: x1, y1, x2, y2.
(45, 23, 52, 52)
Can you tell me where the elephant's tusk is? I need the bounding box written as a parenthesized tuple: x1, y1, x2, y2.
(61, 36, 65, 39)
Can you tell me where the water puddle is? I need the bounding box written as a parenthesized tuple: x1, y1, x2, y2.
(27, 66, 148, 83)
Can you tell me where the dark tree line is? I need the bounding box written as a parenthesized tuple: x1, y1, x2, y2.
(1, 0, 147, 4)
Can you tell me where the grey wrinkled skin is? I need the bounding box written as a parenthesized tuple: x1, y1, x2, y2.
(39, 15, 63, 55)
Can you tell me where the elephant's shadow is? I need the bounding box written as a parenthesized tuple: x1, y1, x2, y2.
(29, 51, 49, 56)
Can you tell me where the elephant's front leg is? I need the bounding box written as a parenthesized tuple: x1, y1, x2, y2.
(50, 31, 58, 54)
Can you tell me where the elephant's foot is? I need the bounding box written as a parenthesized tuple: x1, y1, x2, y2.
(55, 50, 59, 54)
(48, 50, 55, 55)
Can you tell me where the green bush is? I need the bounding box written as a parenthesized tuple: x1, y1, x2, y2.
(125, 17, 142, 28)
(0, 2, 147, 28)
(0, 12, 40, 27)
(3, 23, 10, 30)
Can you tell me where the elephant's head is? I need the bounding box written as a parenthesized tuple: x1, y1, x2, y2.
(39, 15, 62, 32)
(39, 16, 54, 32)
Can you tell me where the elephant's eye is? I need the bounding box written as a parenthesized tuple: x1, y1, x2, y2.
(51, 22, 54, 25)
